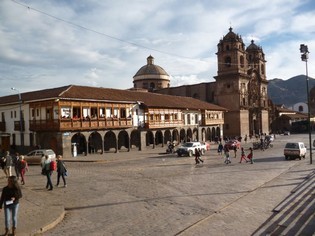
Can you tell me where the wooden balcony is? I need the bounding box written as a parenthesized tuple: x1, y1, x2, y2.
(0, 122, 5, 132)
(29, 118, 133, 132)
(147, 120, 184, 129)
(14, 120, 25, 131)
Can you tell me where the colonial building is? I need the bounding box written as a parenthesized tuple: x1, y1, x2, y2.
(146, 28, 269, 137)
(0, 85, 226, 157)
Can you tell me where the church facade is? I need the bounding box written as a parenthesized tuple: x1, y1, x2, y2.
(135, 28, 269, 138)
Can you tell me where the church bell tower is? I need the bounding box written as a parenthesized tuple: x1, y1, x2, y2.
(214, 27, 269, 137)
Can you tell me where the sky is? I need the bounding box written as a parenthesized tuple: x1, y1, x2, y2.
(1, 0, 315, 96)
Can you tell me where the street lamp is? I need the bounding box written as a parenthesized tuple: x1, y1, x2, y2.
(300, 44, 312, 164)
(11, 87, 23, 144)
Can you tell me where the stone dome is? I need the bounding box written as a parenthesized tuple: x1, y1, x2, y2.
(134, 55, 169, 77)
(246, 40, 262, 51)
(222, 27, 243, 43)
(133, 55, 170, 90)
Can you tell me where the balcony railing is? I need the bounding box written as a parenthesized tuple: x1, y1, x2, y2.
(29, 117, 133, 131)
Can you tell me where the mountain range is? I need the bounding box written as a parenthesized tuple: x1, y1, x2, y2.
(267, 75, 315, 107)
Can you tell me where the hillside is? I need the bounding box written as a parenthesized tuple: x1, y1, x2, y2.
(268, 75, 315, 107)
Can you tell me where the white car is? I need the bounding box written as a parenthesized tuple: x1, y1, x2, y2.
(176, 142, 207, 157)
(25, 149, 56, 165)
(284, 142, 306, 160)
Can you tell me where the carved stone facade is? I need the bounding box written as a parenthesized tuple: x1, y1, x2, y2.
(154, 27, 270, 138)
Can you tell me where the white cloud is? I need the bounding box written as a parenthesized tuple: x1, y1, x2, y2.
(1, 0, 315, 96)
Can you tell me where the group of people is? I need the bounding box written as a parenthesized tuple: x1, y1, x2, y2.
(0, 151, 28, 185)
(41, 155, 68, 191)
(217, 142, 254, 164)
(0, 151, 68, 235)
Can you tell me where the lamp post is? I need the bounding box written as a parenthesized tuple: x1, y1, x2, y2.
(300, 44, 312, 164)
(11, 87, 23, 144)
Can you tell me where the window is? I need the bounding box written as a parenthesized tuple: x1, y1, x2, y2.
(1, 112, 4, 122)
(299, 105, 304, 112)
(225, 57, 231, 67)
(120, 108, 126, 118)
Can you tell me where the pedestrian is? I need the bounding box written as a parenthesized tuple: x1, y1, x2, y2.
(41, 155, 53, 190)
(194, 148, 203, 164)
(56, 155, 67, 188)
(4, 151, 13, 177)
(233, 145, 237, 158)
(11, 153, 20, 180)
(224, 145, 231, 164)
(239, 147, 248, 163)
(0, 176, 22, 236)
(247, 147, 254, 164)
(0, 156, 6, 177)
(18, 156, 28, 185)
(217, 142, 223, 155)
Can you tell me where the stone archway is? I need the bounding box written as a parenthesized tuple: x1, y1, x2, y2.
(212, 127, 216, 141)
(180, 129, 186, 142)
(71, 133, 87, 156)
(155, 130, 163, 146)
(130, 129, 141, 150)
(146, 130, 154, 147)
(192, 128, 198, 141)
(164, 130, 172, 144)
(172, 129, 179, 144)
(88, 131, 102, 154)
(118, 130, 129, 151)
(104, 131, 117, 152)
(187, 128, 192, 142)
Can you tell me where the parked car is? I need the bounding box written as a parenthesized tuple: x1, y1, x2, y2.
(177, 142, 207, 157)
(25, 149, 56, 165)
(283, 131, 290, 135)
(283, 142, 306, 160)
(224, 140, 241, 149)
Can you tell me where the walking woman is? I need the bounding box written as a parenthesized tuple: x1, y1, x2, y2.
(0, 176, 22, 236)
(56, 155, 67, 187)
(18, 156, 28, 185)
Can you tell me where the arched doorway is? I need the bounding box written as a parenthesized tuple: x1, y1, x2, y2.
(155, 130, 163, 146)
(71, 133, 87, 156)
(164, 130, 172, 144)
(187, 128, 192, 142)
(180, 129, 186, 142)
(212, 127, 216, 141)
(146, 131, 154, 147)
(88, 131, 102, 154)
(192, 128, 198, 141)
(130, 130, 141, 150)
(118, 130, 129, 151)
(104, 131, 117, 152)
(172, 129, 179, 144)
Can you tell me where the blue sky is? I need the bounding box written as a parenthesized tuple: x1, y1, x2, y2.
(1, 0, 315, 96)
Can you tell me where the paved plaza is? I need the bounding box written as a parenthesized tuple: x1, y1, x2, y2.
(0, 134, 314, 236)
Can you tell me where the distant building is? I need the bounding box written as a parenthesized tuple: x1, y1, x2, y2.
(136, 28, 269, 137)
(0, 85, 226, 157)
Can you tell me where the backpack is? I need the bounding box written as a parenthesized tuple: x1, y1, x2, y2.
(50, 160, 57, 171)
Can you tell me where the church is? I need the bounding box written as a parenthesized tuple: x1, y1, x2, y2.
(133, 27, 269, 138)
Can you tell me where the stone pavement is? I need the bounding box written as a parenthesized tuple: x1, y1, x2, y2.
(0, 139, 314, 236)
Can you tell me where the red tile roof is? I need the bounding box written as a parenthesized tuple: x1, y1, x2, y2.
(0, 85, 228, 111)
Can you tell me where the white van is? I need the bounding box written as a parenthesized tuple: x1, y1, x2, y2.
(284, 142, 307, 160)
